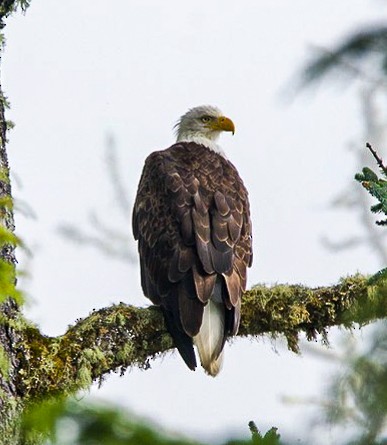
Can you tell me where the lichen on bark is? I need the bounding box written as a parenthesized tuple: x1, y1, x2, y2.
(0, 273, 381, 408)
(239, 274, 380, 351)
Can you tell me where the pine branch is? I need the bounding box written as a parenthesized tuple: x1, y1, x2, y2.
(0, 0, 30, 21)
(8, 274, 385, 401)
(355, 144, 387, 226)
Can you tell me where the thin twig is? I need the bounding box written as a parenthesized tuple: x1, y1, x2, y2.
(366, 142, 387, 176)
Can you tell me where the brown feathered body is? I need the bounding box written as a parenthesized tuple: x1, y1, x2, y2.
(133, 142, 252, 375)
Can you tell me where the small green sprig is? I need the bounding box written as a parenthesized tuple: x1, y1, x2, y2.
(355, 143, 387, 283)
(355, 143, 387, 226)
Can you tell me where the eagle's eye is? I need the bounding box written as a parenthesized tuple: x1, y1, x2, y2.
(200, 116, 212, 123)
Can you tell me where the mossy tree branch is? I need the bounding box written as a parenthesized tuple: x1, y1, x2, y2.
(5, 273, 383, 403)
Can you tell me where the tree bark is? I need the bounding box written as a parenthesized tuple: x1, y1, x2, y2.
(0, 8, 26, 443)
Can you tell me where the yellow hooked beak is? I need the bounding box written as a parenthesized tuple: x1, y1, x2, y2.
(210, 116, 235, 135)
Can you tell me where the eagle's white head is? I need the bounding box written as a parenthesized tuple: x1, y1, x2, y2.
(175, 105, 235, 155)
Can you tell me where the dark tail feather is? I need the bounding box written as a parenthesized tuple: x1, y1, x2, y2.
(161, 308, 197, 371)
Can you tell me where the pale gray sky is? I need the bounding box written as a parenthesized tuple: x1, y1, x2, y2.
(3, 0, 387, 443)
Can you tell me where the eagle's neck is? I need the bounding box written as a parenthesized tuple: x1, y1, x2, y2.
(176, 132, 226, 157)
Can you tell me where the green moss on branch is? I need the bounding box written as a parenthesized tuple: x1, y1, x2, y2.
(6, 273, 383, 401)
(14, 305, 173, 400)
(239, 274, 377, 351)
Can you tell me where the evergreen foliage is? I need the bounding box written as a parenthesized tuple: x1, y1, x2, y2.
(0, 0, 30, 21)
(355, 143, 387, 282)
(319, 323, 387, 445)
(355, 144, 387, 227)
(300, 26, 387, 86)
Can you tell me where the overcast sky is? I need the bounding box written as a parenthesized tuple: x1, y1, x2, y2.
(3, 1, 387, 443)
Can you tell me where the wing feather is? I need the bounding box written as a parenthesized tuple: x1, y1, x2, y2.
(192, 265, 216, 303)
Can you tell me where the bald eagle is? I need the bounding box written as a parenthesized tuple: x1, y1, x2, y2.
(133, 105, 252, 376)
